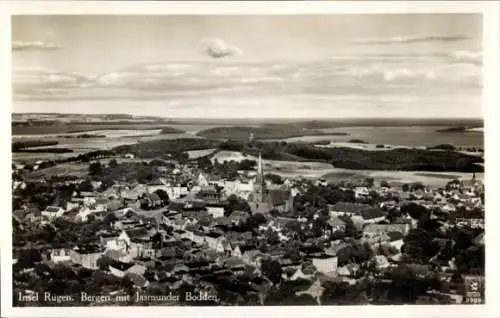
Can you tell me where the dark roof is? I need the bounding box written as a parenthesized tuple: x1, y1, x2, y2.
(73, 244, 101, 254)
(45, 206, 61, 213)
(267, 189, 291, 206)
(359, 207, 387, 219)
(387, 231, 404, 241)
(126, 228, 150, 239)
(205, 232, 222, 239)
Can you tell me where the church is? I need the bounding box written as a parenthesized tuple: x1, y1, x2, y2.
(248, 154, 294, 215)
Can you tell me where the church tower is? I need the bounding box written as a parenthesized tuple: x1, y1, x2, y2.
(249, 153, 270, 214)
(254, 153, 265, 203)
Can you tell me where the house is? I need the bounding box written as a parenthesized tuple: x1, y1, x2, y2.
(289, 267, 314, 281)
(126, 228, 151, 242)
(204, 232, 224, 251)
(337, 263, 360, 277)
(76, 205, 107, 222)
(326, 216, 346, 234)
(363, 223, 410, 243)
(126, 263, 147, 276)
(241, 250, 262, 267)
(104, 230, 131, 251)
(374, 255, 390, 270)
(228, 211, 250, 226)
(41, 206, 65, 220)
(49, 248, 72, 263)
(354, 187, 370, 199)
(312, 255, 338, 274)
(13, 207, 42, 223)
(122, 185, 148, 201)
(359, 207, 387, 224)
(104, 249, 132, 263)
(224, 257, 246, 272)
(70, 245, 102, 269)
(136, 193, 162, 210)
(206, 206, 225, 219)
(329, 202, 371, 217)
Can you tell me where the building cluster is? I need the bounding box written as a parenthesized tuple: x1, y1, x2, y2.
(12, 154, 485, 305)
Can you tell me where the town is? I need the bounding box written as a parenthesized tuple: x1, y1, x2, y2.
(12, 143, 485, 306)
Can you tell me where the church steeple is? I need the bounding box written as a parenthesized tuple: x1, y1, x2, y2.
(257, 153, 263, 184)
(254, 153, 265, 203)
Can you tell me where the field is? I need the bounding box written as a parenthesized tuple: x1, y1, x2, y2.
(320, 169, 483, 188)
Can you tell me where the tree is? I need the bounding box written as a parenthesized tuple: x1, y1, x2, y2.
(79, 178, 94, 192)
(261, 259, 282, 285)
(15, 249, 42, 270)
(266, 229, 280, 245)
(410, 182, 425, 192)
(265, 173, 283, 185)
(245, 213, 267, 230)
(451, 271, 464, 284)
(197, 156, 213, 172)
(103, 212, 119, 224)
(402, 184, 410, 192)
(88, 161, 103, 176)
(380, 180, 390, 188)
(109, 159, 118, 168)
(401, 202, 428, 220)
(401, 228, 439, 262)
(96, 256, 115, 271)
(226, 194, 251, 215)
(364, 177, 375, 188)
(154, 189, 170, 204)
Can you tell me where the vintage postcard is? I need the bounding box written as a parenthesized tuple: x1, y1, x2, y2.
(1, 1, 499, 318)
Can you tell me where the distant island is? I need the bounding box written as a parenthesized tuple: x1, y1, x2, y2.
(437, 126, 483, 133)
(159, 127, 185, 134)
(196, 124, 349, 140)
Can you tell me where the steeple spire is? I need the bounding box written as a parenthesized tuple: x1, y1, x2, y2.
(258, 153, 263, 180)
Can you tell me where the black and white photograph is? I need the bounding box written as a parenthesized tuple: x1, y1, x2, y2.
(2, 1, 499, 317)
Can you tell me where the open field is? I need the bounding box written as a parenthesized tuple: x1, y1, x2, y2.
(187, 148, 217, 159)
(25, 162, 90, 178)
(320, 169, 483, 188)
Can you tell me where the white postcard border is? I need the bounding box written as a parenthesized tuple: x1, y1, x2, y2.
(1, 1, 499, 317)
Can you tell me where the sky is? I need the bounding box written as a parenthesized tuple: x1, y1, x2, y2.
(11, 14, 482, 118)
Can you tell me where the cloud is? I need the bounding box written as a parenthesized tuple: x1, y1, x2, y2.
(449, 50, 482, 65)
(12, 40, 63, 51)
(12, 56, 481, 101)
(352, 35, 470, 45)
(201, 38, 242, 58)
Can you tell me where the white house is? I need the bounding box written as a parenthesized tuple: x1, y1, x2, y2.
(50, 248, 72, 263)
(105, 231, 131, 251)
(312, 256, 338, 274)
(41, 206, 65, 220)
(206, 206, 225, 218)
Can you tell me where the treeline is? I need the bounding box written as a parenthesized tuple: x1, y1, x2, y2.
(113, 138, 220, 158)
(12, 140, 59, 151)
(109, 138, 484, 173)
